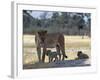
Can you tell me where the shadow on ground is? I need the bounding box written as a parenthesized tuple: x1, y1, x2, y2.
(23, 59, 90, 69)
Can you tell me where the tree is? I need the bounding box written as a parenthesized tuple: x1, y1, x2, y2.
(40, 12, 48, 27)
(23, 10, 36, 34)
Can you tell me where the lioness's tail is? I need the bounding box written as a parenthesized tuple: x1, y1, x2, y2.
(64, 55, 68, 58)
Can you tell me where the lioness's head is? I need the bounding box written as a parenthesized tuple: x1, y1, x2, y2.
(37, 30, 47, 43)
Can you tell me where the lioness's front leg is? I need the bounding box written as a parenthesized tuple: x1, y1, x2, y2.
(42, 46, 47, 62)
(37, 46, 41, 62)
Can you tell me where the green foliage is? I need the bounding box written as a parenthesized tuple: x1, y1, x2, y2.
(23, 10, 91, 36)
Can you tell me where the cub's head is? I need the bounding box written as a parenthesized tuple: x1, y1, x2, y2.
(46, 50, 51, 56)
(37, 30, 47, 43)
(77, 51, 83, 57)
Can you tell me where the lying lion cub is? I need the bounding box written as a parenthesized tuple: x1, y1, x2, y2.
(75, 51, 89, 60)
(46, 50, 60, 63)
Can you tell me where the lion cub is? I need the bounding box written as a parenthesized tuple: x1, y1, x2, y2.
(46, 50, 60, 63)
(75, 51, 89, 60)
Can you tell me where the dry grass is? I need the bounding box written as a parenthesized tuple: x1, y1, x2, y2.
(23, 35, 91, 65)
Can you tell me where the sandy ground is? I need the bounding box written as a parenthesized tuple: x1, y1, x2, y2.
(23, 35, 91, 69)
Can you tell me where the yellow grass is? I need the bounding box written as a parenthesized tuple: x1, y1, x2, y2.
(23, 35, 91, 65)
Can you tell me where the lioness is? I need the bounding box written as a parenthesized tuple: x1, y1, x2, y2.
(35, 30, 67, 62)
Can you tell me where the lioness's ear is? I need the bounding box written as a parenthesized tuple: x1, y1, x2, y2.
(44, 30, 47, 33)
(38, 31, 40, 34)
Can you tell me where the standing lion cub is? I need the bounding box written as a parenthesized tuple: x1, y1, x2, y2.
(35, 30, 67, 62)
(46, 50, 59, 63)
